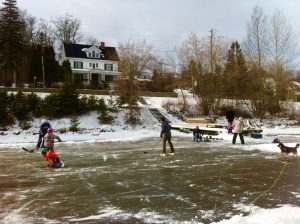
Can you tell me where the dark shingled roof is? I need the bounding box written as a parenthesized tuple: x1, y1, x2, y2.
(63, 43, 119, 61)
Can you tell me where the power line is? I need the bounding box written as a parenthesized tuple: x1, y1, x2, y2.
(81, 23, 206, 33)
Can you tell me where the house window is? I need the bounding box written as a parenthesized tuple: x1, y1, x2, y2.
(88, 52, 91, 57)
(74, 61, 83, 69)
(92, 51, 95, 58)
(96, 53, 99, 58)
(96, 63, 98, 68)
(90, 63, 92, 67)
(105, 64, 113, 71)
(105, 75, 114, 81)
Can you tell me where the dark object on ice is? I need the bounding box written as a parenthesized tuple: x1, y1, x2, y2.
(22, 147, 35, 153)
(277, 143, 299, 155)
(251, 133, 263, 139)
(272, 137, 280, 143)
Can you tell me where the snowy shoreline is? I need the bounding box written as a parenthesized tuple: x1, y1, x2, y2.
(0, 95, 299, 153)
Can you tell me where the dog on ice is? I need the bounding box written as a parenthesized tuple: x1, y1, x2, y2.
(277, 143, 299, 155)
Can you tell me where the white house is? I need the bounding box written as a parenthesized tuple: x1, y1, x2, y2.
(60, 42, 119, 86)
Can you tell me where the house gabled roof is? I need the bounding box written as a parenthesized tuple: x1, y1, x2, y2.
(63, 43, 119, 61)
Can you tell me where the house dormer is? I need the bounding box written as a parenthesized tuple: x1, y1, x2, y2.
(82, 45, 104, 59)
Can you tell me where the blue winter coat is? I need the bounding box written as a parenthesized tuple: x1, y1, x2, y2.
(161, 121, 172, 137)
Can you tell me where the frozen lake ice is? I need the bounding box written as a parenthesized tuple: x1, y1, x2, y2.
(1, 137, 300, 223)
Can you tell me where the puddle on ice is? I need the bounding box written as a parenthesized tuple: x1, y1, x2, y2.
(1, 137, 300, 223)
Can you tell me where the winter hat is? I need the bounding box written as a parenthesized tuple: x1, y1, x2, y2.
(47, 128, 53, 134)
(40, 146, 47, 154)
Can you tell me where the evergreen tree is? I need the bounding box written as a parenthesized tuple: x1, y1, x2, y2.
(97, 99, 113, 124)
(61, 59, 72, 81)
(69, 115, 80, 132)
(43, 80, 80, 117)
(0, 0, 25, 86)
(0, 91, 14, 127)
(28, 44, 43, 86)
(10, 91, 30, 121)
(44, 46, 64, 85)
(223, 41, 248, 99)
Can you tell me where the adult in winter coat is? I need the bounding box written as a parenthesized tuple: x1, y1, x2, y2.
(44, 128, 62, 151)
(36, 120, 51, 149)
(232, 117, 245, 144)
(193, 126, 202, 142)
(160, 117, 175, 156)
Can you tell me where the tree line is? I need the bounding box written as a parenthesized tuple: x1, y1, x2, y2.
(0, 0, 299, 123)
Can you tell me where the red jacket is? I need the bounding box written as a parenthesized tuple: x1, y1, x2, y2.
(44, 151, 60, 166)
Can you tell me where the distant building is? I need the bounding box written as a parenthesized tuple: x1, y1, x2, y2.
(291, 81, 300, 101)
(60, 42, 120, 86)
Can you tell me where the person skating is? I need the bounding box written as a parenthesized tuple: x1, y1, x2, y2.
(160, 117, 175, 156)
(44, 128, 62, 152)
(232, 117, 245, 144)
(36, 120, 51, 149)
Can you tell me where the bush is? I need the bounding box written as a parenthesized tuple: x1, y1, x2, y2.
(10, 91, 30, 121)
(97, 99, 113, 124)
(42, 81, 81, 118)
(27, 92, 42, 117)
(69, 116, 80, 132)
(0, 92, 14, 127)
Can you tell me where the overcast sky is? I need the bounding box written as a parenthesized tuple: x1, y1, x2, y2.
(16, 0, 300, 63)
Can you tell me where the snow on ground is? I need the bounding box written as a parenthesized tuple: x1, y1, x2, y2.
(0, 93, 299, 154)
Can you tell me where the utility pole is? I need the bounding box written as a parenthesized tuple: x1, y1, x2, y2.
(209, 29, 214, 115)
(209, 29, 214, 73)
(42, 51, 45, 88)
(40, 32, 46, 88)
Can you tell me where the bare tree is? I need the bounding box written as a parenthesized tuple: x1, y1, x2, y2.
(244, 6, 267, 68)
(177, 33, 208, 71)
(86, 36, 98, 45)
(177, 32, 228, 73)
(267, 10, 296, 69)
(19, 10, 37, 45)
(51, 13, 82, 50)
(266, 10, 297, 100)
(35, 19, 55, 46)
(116, 39, 155, 124)
(177, 32, 228, 115)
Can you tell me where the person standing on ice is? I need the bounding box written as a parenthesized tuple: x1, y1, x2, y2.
(193, 126, 202, 142)
(36, 119, 51, 149)
(226, 108, 234, 134)
(160, 117, 175, 156)
(44, 128, 62, 152)
(232, 117, 245, 144)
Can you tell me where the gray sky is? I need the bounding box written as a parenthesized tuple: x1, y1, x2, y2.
(17, 0, 300, 63)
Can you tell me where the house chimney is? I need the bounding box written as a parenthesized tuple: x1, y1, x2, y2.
(99, 42, 105, 49)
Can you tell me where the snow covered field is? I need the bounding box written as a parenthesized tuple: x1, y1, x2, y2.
(1, 94, 300, 223)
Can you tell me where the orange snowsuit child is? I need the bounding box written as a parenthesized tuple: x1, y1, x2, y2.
(41, 147, 63, 168)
